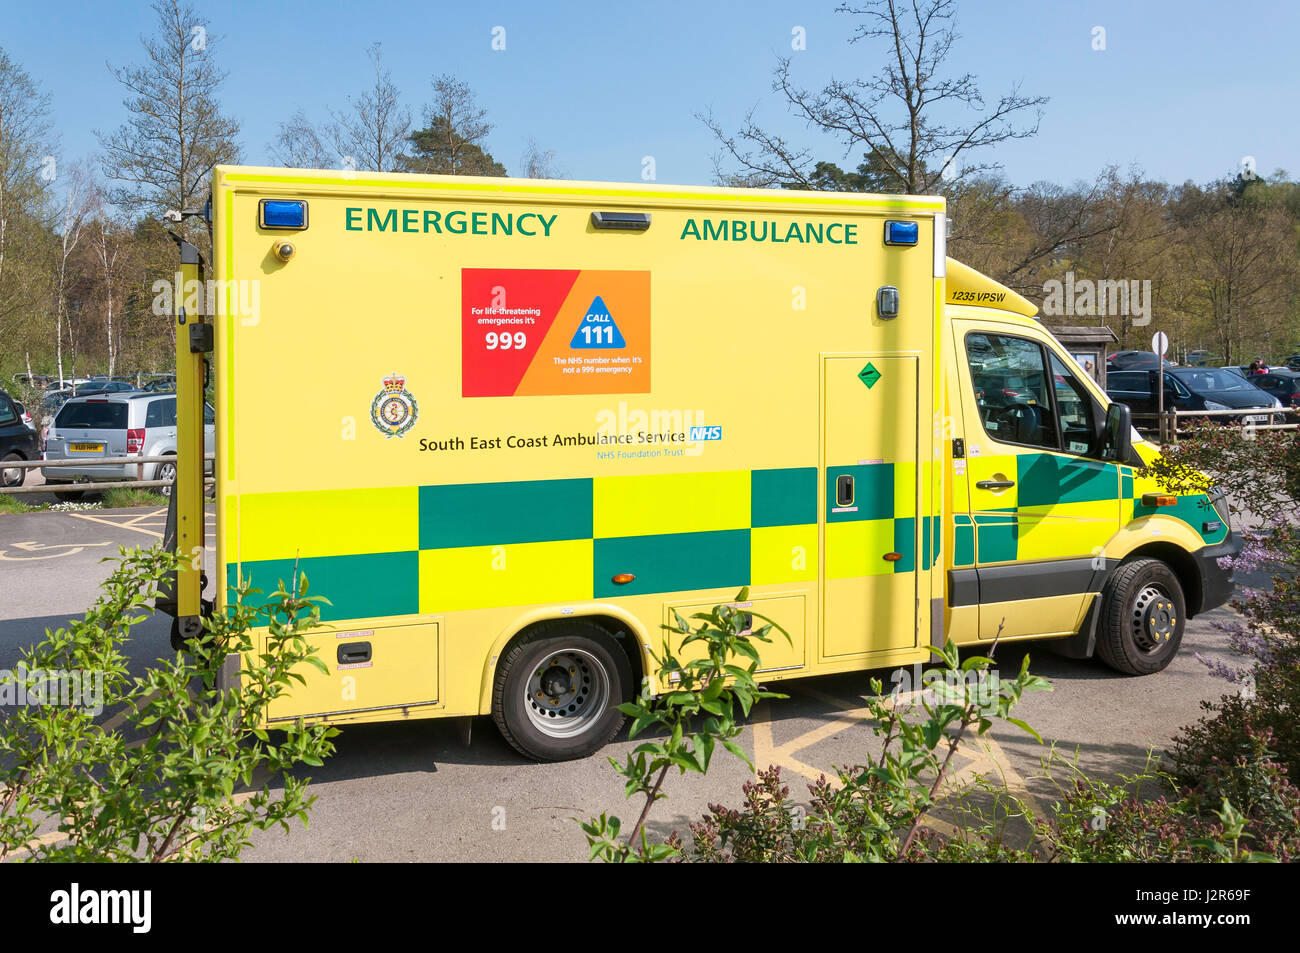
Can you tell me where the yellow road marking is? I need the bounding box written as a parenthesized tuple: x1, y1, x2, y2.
(750, 682, 1048, 850)
(0, 541, 113, 561)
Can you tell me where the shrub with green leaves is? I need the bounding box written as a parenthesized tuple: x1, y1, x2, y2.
(579, 588, 788, 862)
(0, 546, 337, 861)
(682, 639, 1050, 862)
(1145, 425, 1300, 849)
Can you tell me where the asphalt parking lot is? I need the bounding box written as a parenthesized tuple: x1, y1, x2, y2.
(0, 503, 1250, 862)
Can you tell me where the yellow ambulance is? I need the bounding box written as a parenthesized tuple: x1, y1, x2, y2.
(162, 167, 1239, 761)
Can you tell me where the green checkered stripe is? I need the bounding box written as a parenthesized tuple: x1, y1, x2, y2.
(229, 463, 940, 622)
(1121, 466, 1228, 545)
(824, 462, 940, 574)
(955, 454, 1120, 567)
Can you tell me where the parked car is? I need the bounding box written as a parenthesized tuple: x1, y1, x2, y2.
(43, 378, 90, 394)
(73, 379, 139, 395)
(1284, 354, 1300, 371)
(0, 389, 39, 488)
(41, 393, 214, 500)
(1106, 367, 1280, 425)
(1185, 349, 1214, 366)
(1106, 350, 1176, 371)
(1252, 370, 1300, 414)
(143, 377, 176, 392)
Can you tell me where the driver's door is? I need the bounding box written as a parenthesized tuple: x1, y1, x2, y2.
(953, 324, 1122, 640)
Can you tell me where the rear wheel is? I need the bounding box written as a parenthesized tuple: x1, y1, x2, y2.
(492, 620, 632, 761)
(156, 459, 177, 497)
(48, 481, 85, 502)
(1096, 558, 1186, 675)
(1, 453, 24, 488)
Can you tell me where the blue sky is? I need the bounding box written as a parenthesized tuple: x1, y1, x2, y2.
(4, 0, 1296, 190)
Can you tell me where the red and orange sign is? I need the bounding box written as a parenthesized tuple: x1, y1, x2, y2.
(462, 268, 650, 397)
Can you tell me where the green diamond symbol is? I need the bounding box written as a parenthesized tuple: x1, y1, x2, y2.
(858, 363, 882, 389)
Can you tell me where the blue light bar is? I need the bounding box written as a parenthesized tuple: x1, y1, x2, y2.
(259, 199, 308, 230)
(883, 220, 919, 246)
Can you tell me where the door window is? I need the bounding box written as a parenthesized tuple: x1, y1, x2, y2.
(965, 333, 1057, 450)
(1049, 353, 1099, 455)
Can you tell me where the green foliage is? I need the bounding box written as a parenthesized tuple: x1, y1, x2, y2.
(0, 546, 337, 861)
(683, 639, 1050, 862)
(0, 495, 35, 514)
(579, 587, 789, 862)
(1036, 746, 1294, 862)
(101, 487, 171, 508)
(1147, 427, 1300, 802)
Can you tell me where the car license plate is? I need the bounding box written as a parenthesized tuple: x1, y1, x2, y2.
(1244, 415, 1267, 424)
(69, 442, 104, 452)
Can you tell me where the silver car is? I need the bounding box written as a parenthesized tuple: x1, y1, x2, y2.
(42, 393, 214, 499)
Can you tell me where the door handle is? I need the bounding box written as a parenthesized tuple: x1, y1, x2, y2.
(337, 641, 372, 665)
(975, 479, 1016, 490)
(835, 473, 855, 507)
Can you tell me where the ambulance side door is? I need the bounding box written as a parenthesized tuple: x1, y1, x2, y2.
(951, 323, 1121, 640)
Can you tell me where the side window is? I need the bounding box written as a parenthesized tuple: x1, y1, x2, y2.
(1111, 372, 1149, 395)
(1049, 353, 1099, 455)
(145, 401, 163, 428)
(161, 399, 177, 427)
(0, 397, 16, 426)
(203, 403, 215, 425)
(1164, 373, 1190, 398)
(965, 333, 1059, 450)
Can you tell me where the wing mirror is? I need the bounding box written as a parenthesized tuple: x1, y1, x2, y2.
(1101, 402, 1133, 462)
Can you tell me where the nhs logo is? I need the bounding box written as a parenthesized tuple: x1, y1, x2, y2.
(688, 426, 723, 442)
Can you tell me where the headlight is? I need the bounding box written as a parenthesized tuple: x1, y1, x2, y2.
(1204, 400, 1228, 411)
(1208, 485, 1233, 530)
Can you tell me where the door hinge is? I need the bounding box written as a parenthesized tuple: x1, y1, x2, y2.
(189, 322, 213, 354)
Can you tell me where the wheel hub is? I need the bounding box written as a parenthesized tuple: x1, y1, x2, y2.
(524, 649, 609, 738)
(1132, 584, 1176, 652)
(539, 664, 572, 699)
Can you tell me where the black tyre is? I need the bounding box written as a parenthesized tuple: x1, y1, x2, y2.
(1, 453, 24, 488)
(49, 483, 85, 502)
(492, 620, 632, 761)
(1096, 558, 1186, 675)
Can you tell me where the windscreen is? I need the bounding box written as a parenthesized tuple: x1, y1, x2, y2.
(55, 401, 129, 429)
(1172, 369, 1256, 392)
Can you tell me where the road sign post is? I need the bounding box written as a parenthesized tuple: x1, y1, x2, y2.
(1152, 331, 1169, 442)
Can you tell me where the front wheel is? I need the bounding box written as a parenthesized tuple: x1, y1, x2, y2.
(1096, 558, 1186, 675)
(492, 620, 632, 761)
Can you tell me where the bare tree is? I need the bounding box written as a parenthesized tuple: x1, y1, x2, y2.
(325, 43, 411, 173)
(519, 138, 563, 179)
(88, 207, 126, 377)
(702, 0, 1046, 194)
(53, 161, 97, 385)
(0, 47, 57, 357)
(97, 0, 240, 240)
(1171, 182, 1298, 366)
(269, 108, 335, 170)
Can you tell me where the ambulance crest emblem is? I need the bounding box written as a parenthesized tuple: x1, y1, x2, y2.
(370, 373, 418, 438)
